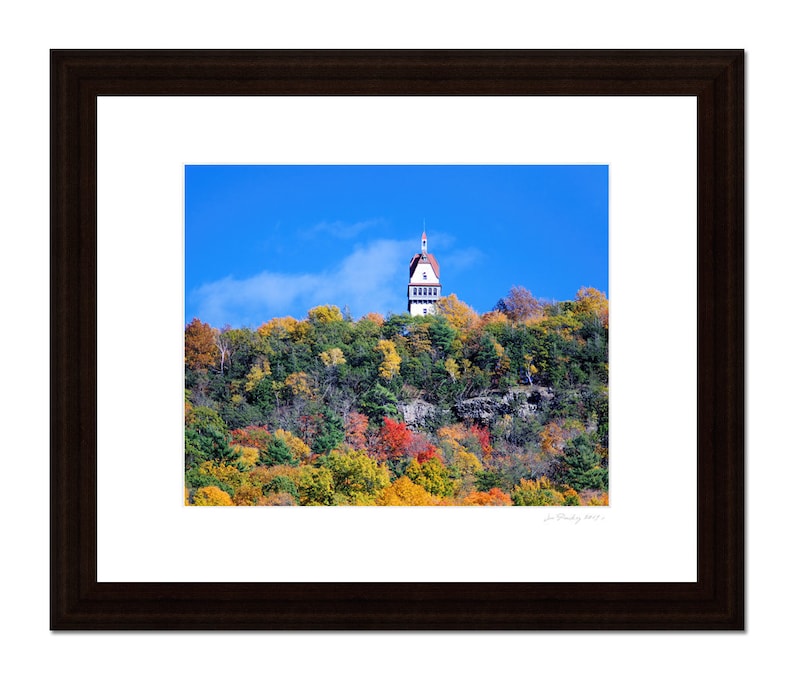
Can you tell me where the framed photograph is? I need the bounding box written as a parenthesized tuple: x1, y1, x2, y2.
(51, 50, 744, 629)
(183, 163, 610, 509)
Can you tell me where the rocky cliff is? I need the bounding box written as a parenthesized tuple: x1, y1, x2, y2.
(398, 386, 554, 430)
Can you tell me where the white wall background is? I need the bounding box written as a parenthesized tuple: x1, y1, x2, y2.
(1, 2, 786, 683)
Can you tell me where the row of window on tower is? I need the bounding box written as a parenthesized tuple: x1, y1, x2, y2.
(412, 287, 439, 297)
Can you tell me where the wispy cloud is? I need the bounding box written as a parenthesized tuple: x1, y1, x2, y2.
(302, 218, 384, 240)
(189, 238, 414, 327)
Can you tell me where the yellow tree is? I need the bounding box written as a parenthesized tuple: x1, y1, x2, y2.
(192, 486, 234, 506)
(491, 339, 511, 382)
(444, 357, 461, 381)
(244, 359, 271, 393)
(377, 477, 440, 506)
(319, 347, 346, 367)
(284, 371, 315, 400)
(323, 448, 391, 505)
(449, 448, 482, 477)
(573, 287, 609, 326)
(405, 457, 454, 498)
(308, 304, 343, 324)
(195, 461, 248, 493)
(522, 354, 539, 384)
(375, 339, 401, 379)
(258, 316, 304, 339)
(232, 445, 259, 470)
(435, 294, 479, 340)
(511, 477, 566, 506)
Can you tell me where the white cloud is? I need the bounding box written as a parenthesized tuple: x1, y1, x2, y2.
(189, 238, 415, 327)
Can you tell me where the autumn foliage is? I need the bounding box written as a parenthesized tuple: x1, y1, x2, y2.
(185, 287, 608, 506)
(373, 417, 412, 462)
(185, 318, 219, 371)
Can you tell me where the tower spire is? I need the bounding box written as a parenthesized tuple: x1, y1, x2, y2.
(408, 224, 441, 316)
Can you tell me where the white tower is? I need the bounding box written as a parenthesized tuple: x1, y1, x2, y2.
(407, 231, 442, 316)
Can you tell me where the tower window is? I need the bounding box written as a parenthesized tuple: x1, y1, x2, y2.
(423, 273, 427, 280)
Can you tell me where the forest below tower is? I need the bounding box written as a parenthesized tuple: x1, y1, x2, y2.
(184, 286, 609, 506)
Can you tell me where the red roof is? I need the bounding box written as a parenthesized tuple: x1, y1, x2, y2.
(408, 252, 440, 279)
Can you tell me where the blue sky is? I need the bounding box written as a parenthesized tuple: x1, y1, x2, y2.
(185, 165, 608, 328)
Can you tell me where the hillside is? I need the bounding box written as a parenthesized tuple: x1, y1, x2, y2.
(184, 286, 609, 506)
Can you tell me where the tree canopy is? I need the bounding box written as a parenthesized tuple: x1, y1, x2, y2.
(185, 287, 609, 506)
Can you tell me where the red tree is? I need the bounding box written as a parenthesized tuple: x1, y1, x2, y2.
(469, 424, 493, 459)
(373, 417, 413, 462)
(229, 425, 270, 450)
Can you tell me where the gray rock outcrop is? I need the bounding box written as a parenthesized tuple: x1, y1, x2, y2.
(453, 386, 553, 425)
(398, 386, 554, 429)
(398, 398, 438, 430)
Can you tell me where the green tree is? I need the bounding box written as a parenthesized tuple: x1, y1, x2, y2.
(382, 313, 413, 340)
(475, 334, 500, 373)
(359, 383, 399, 423)
(185, 406, 236, 468)
(427, 316, 456, 356)
(248, 374, 276, 414)
(263, 474, 300, 500)
(475, 469, 509, 493)
(560, 434, 608, 491)
(312, 407, 345, 455)
(261, 436, 299, 467)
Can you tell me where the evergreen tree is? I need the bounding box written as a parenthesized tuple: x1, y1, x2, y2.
(358, 383, 399, 423)
(261, 436, 299, 466)
(560, 434, 608, 491)
(312, 407, 345, 455)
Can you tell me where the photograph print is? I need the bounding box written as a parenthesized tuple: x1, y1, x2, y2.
(184, 165, 609, 506)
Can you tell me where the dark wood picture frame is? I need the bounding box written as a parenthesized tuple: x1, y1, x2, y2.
(51, 50, 744, 630)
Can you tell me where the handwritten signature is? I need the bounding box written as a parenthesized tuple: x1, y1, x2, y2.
(543, 512, 605, 524)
